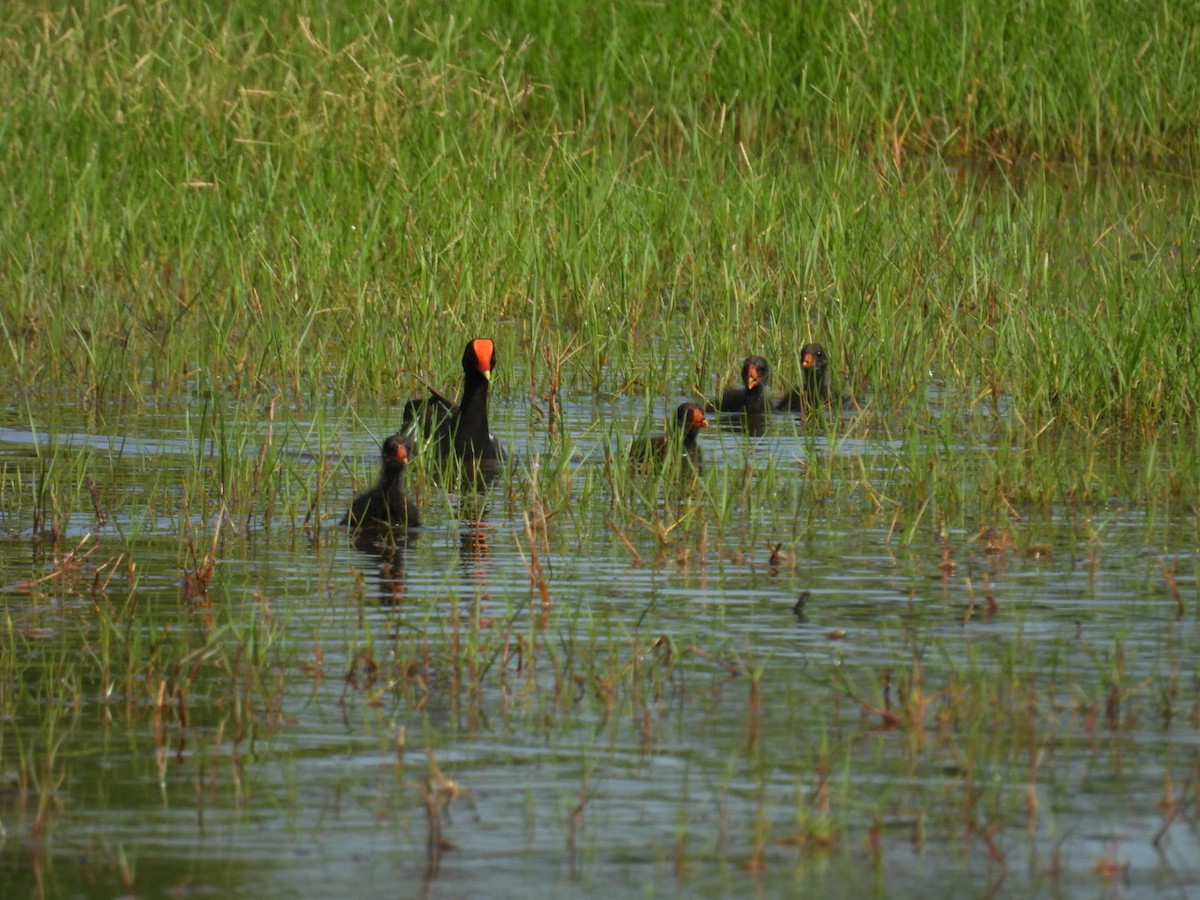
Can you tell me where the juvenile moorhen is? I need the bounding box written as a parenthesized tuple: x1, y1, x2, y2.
(777, 342, 837, 412)
(630, 402, 709, 470)
(716, 356, 772, 414)
(341, 433, 420, 529)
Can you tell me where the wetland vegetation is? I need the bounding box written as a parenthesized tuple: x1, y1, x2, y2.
(1, 1, 1199, 896)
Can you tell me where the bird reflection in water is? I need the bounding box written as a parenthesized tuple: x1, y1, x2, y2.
(457, 490, 492, 595)
(351, 528, 417, 606)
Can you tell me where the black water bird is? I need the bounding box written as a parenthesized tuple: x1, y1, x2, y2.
(630, 402, 709, 470)
(342, 433, 420, 529)
(716, 356, 773, 415)
(402, 338, 504, 463)
(777, 343, 841, 412)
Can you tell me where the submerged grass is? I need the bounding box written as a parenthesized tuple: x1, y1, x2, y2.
(2, 427, 1198, 894)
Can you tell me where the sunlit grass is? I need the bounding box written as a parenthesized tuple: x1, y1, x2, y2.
(0, 3, 1196, 430)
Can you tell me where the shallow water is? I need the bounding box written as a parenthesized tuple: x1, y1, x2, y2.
(1, 392, 1197, 898)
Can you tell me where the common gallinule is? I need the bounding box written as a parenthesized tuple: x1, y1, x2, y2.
(630, 402, 708, 469)
(777, 342, 838, 412)
(341, 433, 420, 529)
(716, 356, 772, 414)
(402, 338, 503, 463)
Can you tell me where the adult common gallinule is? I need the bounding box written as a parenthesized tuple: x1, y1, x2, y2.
(402, 338, 504, 463)
(341, 433, 420, 529)
(716, 356, 772, 414)
(630, 402, 708, 469)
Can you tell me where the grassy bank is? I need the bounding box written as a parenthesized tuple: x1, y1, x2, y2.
(0, 1, 1197, 433)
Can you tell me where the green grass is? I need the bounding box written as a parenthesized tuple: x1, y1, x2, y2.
(0, 1, 1197, 432)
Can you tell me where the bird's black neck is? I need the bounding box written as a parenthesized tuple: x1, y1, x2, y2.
(378, 463, 406, 494)
(803, 368, 830, 403)
(455, 373, 492, 456)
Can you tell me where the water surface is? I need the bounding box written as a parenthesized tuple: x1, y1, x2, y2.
(0, 392, 1197, 898)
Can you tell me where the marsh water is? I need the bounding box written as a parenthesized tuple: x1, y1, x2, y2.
(0, 385, 1197, 899)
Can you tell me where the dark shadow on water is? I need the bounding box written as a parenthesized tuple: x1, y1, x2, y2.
(350, 526, 418, 605)
(457, 490, 493, 598)
(711, 410, 769, 436)
(427, 455, 506, 494)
